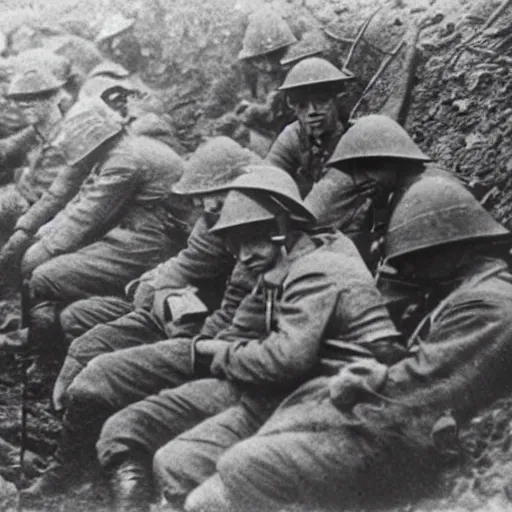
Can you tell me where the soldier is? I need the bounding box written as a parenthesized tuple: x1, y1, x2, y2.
(213, 6, 297, 155)
(279, 29, 331, 68)
(95, 13, 139, 74)
(22, 167, 401, 512)
(0, 101, 188, 373)
(2, 68, 69, 203)
(265, 57, 354, 197)
(186, 175, 512, 512)
(51, 137, 261, 410)
(304, 114, 437, 266)
(12, 48, 78, 113)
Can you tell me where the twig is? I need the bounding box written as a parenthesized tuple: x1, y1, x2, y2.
(350, 39, 406, 119)
(344, 6, 381, 71)
(322, 28, 355, 45)
(466, 45, 512, 64)
(447, 0, 512, 69)
(482, 0, 512, 30)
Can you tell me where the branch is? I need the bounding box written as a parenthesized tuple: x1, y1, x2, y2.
(350, 39, 406, 120)
(344, 6, 381, 71)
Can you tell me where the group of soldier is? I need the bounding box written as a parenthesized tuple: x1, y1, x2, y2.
(0, 5, 511, 512)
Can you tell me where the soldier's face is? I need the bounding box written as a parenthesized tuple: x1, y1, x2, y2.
(16, 94, 55, 126)
(392, 246, 467, 283)
(227, 225, 281, 275)
(288, 87, 338, 137)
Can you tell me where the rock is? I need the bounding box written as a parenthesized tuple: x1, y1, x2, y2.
(452, 98, 471, 113)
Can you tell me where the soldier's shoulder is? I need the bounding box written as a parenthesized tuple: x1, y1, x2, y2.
(290, 232, 370, 281)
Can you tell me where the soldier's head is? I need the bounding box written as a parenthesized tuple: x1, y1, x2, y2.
(95, 14, 140, 72)
(327, 115, 431, 191)
(279, 57, 354, 138)
(13, 48, 77, 114)
(238, 6, 296, 75)
(6, 68, 67, 128)
(384, 176, 510, 283)
(172, 136, 262, 223)
(210, 166, 316, 274)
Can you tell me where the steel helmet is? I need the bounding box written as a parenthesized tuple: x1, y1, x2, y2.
(95, 13, 136, 43)
(6, 68, 66, 99)
(172, 137, 262, 195)
(238, 6, 297, 60)
(210, 188, 311, 234)
(13, 49, 72, 82)
(280, 29, 329, 66)
(52, 99, 124, 166)
(385, 176, 510, 262)
(224, 164, 316, 223)
(327, 115, 431, 167)
(279, 57, 354, 91)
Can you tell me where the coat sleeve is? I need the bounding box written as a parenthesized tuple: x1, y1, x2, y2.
(38, 157, 139, 256)
(264, 123, 301, 175)
(304, 168, 375, 231)
(15, 163, 90, 235)
(0, 126, 36, 168)
(392, 291, 512, 414)
(210, 268, 340, 385)
(149, 215, 234, 290)
(199, 262, 256, 339)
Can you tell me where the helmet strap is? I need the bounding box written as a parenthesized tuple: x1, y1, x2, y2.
(270, 213, 290, 256)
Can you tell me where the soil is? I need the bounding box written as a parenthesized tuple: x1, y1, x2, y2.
(1, 0, 512, 510)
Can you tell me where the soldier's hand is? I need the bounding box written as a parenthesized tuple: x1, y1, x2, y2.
(21, 242, 52, 277)
(367, 340, 409, 366)
(0, 229, 31, 265)
(132, 280, 156, 310)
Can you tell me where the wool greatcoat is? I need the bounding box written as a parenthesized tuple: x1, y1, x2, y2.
(86, 231, 398, 500)
(199, 256, 512, 512)
(52, 213, 247, 402)
(24, 133, 188, 359)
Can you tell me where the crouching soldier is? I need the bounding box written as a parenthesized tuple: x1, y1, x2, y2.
(305, 114, 441, 267)
(0, 100, 189, 372)
(185, 175, 512, 512)
(21, 167, 401, 511)
(51, 136, 261, 409)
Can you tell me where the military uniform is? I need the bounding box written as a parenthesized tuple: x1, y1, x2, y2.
(25, 133, 188, 359)
(92, 231, 398, 502)
(52, 213, 243, 399)
(204, 257, 512, 511)
(266, 120, 345, 198)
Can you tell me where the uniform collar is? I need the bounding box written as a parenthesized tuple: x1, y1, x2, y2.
(263, 233, 316, 288)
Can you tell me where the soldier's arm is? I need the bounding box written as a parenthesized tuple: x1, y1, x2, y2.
(37, 157, 139, 256)
(198, 262, 256, 339)
(210, 267, 340, 385)
(304, 167, 375, 231)
(264, 123, 301, 174)
(0, 126, 36, 168)
(150, 215, 234, 290)
(15, 162, 90, 235)
(398, 291, 512, 411)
